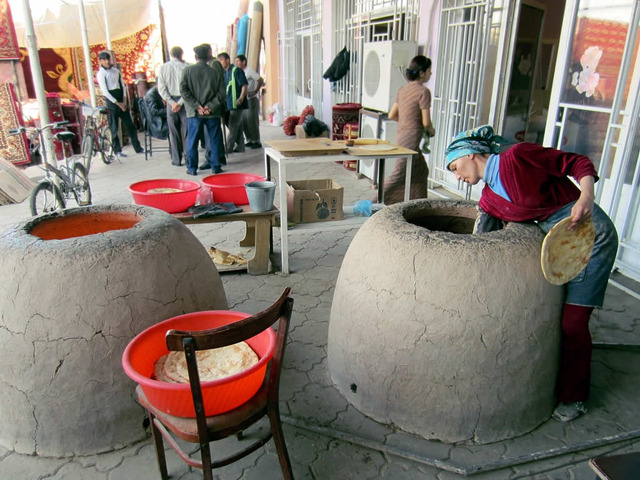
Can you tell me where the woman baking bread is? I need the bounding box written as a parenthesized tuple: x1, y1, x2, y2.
(383, 55, 435, 204)
(444, 125, 618, 422)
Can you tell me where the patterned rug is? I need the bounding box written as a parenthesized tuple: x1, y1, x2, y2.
(0, 82, 30, 165)
(0, 0, 20, 60)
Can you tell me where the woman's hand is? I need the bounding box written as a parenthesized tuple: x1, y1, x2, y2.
(568, 176, 595, 230)
(388, 103, 399, 121)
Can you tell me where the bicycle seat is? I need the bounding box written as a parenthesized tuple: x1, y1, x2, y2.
(54, 131, 76, 142)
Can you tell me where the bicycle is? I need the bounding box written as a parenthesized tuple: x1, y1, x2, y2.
(70, 99, 115, 170)
(8, 121, 92, 216)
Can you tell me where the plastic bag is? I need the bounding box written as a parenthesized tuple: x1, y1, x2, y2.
(196, 186, 213, 206)
(271, 103, 284, 126)
(353, 200, 373, 217)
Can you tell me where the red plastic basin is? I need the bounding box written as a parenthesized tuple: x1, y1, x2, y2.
(128, 179, 201, 213)
(202, 173, 266, 205)
(122, 310, 275, 417)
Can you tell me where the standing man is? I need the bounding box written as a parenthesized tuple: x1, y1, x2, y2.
(95, 51, 143, 157)
(180, 44, 226, 176)
(236, 54, 264, 149)
(156, 46, 188, 166)
(217, 52, 248, 153)
(199, 45, 228, 170)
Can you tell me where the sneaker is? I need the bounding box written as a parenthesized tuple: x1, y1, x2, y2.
(213, 166, 223, 174)
(247, 142, 262, 149)
(552, 402, 587, 422)
(135, 148, 145, 154)
(198, 163, 211, 170)
(116, 152, 127, 158)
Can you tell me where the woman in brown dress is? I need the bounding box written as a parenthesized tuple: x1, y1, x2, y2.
(383, 56, 435, 204)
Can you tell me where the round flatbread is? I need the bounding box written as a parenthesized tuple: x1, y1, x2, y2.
(153, 341, 259, 384)
(147, 187, 184, 194)
(541, 216, 595, 285)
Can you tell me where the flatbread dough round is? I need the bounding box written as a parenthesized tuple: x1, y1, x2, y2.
(153, 341, 259, 384)
(541, 216, 595, 285)
(147, 187, 184, 194)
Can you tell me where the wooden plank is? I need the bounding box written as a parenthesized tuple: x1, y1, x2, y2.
(265, 138, 416, 157)
(345, 145, 417, 156)
(589, 452, 640, 480)
(247, 218, 270, 275)
(0, 158, 36, 204)
(265, 138, 347, 156)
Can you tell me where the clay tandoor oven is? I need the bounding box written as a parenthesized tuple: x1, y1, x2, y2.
(328, 200, 564, 444)
(0, 205, 227, 457)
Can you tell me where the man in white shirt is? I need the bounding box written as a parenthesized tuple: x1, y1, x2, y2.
(95, 51, 143, 157)
(157, 46, 188, 166)
(236, 55, 263, 149)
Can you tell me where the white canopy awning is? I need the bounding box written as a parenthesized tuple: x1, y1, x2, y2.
(8, 0, 157, 48)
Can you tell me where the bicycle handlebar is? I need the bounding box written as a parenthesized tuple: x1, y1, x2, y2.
(6, 121, 70, 136)
(71, 98, 108, 117)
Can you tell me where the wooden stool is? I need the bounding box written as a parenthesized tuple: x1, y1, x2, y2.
(174, 207, 277, 275)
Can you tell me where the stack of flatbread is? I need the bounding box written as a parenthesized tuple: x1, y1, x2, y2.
(541, 216, 595, 285)
(153, 342, 259, 383)
(208, 246, 248, 266)
(147, 187, 184, 194)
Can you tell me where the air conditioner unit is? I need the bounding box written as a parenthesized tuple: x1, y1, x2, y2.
(357, 116, 400, 182)
(357, 115, 379, 180)
(362, 40, 417, 113)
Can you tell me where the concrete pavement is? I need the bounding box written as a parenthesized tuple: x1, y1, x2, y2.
(0, 122, 639, 479)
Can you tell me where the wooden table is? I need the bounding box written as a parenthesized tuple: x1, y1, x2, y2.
(264, 138, 416, 274)
(174, 207, 277, 275)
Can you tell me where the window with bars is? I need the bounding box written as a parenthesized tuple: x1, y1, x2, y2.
(280, 0, 322, 116)
(331, 0, 420, 105)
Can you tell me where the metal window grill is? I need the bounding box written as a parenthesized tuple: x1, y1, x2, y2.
(331, 0, 420, 105)
(279, 0, 322, 117)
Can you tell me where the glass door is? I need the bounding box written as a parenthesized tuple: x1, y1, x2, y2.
(544, 0, 640, 281)
(501, 3, 545, 144)
(295, 33, 312, 112)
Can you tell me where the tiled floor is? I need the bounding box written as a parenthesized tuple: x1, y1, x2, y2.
(0, 123, 639, 479)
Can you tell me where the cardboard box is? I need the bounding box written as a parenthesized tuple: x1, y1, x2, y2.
(286, 179, 344, 224)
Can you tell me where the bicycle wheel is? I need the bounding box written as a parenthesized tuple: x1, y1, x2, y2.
(72, 163, 92, 206)
(29, 180, 65, 216)
(81, 133, 94, 171)
(98, 132, 115, 165)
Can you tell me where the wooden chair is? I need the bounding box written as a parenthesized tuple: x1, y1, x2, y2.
(136, 287, 294, 479)
(137, 97, 171, 161)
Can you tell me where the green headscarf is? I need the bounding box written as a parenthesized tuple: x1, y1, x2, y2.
(444, 125, 507, 168)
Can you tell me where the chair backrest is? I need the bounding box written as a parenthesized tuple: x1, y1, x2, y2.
(165, 287, 293, 410)
(137, 97, 151, 132)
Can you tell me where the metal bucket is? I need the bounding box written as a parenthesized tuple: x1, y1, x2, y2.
(245, 181, 276, 212)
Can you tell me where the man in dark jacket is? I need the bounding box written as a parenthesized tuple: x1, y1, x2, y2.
(179, 44, 226, 175)
(143, 86, 168, 140)
(217, 51, 248, 153)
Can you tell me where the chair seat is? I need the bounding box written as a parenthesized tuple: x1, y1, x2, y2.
(136, 380, 269, 443)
